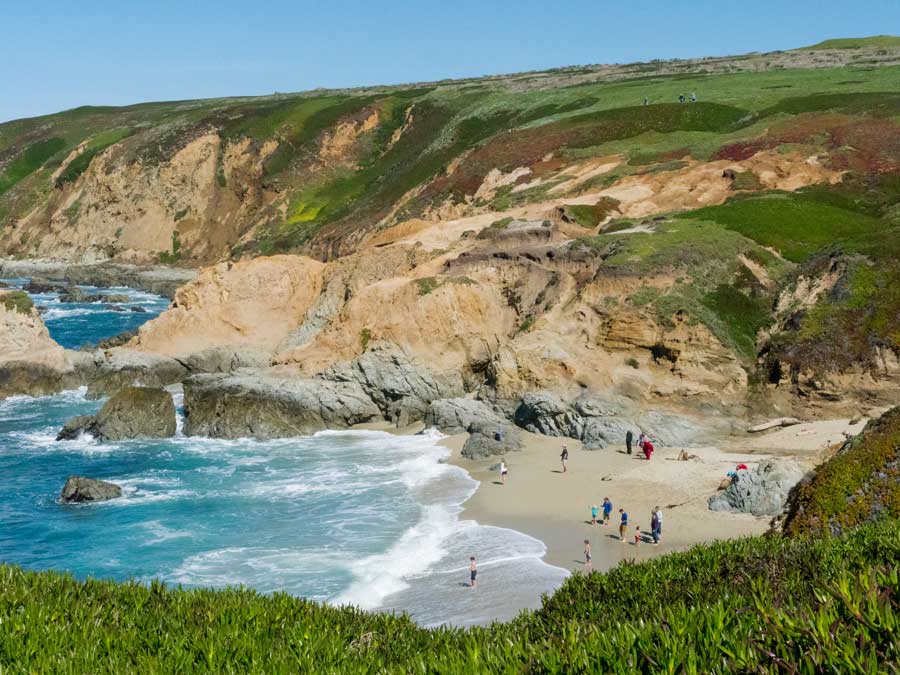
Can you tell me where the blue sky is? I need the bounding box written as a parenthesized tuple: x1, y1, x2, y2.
(2, 0, 897, 122)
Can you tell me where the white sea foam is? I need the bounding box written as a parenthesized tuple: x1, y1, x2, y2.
(141, 520, 193, 545)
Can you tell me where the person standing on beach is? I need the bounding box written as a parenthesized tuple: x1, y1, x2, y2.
(650, 509, 660, 545)
(634, 525, 642, 546)
(654, 506, 663, 543)
(584, 539, 592, 570)
(499, 460, 508, 485)
(619, 509, 628, 542)
(560, 445, 569, 473)
(602, 498, 612, 524)
(591, 503, 599, 525)
(469, 556, 477, 589)
(625, 430, 633, 455)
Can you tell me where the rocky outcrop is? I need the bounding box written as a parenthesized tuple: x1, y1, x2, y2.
(84, 349, 188, 398)
(424, 397, 521, 459)
(60, 476, 122, 502)
(182, 373, 381, 439)
(57, 386, 177, 441)
(0, 261, 195, 299)
(708, 461, 806, 517)
(425, 398, 506, 434)
(130, 256, 325, 359)
(462, 422, 523, 459)
(513, 390, 716, 449)
(178, 347, 271, 374)
(323, 342, 464, 426)
(0, 290, 84, 398)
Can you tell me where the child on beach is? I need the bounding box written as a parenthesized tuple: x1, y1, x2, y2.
(469, 556, 477, 589)
(584, 539, 592, 570)
(619, 509, 628, 541)
(560, 445, 569, 473)
(590, 504, 599, 524)
(602, 498, 612, 524)
(634, 526, 642, 546)
(499, 461, 508, 485)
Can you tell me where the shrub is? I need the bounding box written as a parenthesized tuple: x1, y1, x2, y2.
(0, 290, 34, 314)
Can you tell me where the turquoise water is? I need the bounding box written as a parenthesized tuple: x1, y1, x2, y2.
(0, 279, 567, 626)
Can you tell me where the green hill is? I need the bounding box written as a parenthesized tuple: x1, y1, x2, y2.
(803, 35, 900, 50)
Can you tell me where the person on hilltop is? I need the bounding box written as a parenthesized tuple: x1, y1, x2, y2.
(679, 93, 686, 104)
(469, 556, 477, 589)
(643, 96, 649, 106)
(560, 445, 569, 473)
(625, 429, 634, 455)
(602, 497, 613, 525)
(690, 91, 697, 102)
(619, 508, 629, 542)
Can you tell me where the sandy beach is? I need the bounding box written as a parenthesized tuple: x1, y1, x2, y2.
(444, 419, 861, 575)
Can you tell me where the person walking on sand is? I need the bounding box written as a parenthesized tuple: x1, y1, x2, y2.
(602, 497, 612, 525)
(650, 509, 660, 545)
(591, 503, 599, 525)
(625, 429, 634, 455)
(634, 525, 642, 546)
(560, 445, 569, 473)
(643, 439, 654, 461)
(637, 433, 646, 453)
(584, 539, 592, 570)
(469, 556, 477, 589)
(654, 506, 663, 543)
(499, 460, 508, 485)
(619, 509, 628, 542)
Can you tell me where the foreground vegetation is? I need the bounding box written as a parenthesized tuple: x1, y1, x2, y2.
(1, 518, 897, 673)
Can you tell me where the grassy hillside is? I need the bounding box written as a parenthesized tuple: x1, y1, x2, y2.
(1, 519, 897, 673)
(783, 407, 900, 537)
(1, 38, 899, 263)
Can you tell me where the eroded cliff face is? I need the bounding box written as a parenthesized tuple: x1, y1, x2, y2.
(2, 133, 280, 264)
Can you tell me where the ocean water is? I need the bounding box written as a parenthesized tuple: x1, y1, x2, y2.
(0, 279, 567, 626)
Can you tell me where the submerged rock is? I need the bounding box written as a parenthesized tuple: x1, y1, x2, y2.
(60, 476, 122, 503)
(56, 386, 176, 442)
(183, 373, 381, 439)
(708, 461, 806, 517)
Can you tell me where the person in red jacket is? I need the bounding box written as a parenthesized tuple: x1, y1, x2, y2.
(643, 440, 654, 460)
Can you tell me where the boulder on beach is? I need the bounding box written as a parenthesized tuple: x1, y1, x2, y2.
(708, 460, 806, 517)
(461, 421, 523, 459)
(60, 475, 122, 503)
(425, 397, 506, 434)
(56, 386, 177, 441)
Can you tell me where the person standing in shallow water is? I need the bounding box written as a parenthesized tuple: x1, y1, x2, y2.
(560, 445, 569, 473)
(469, 556, 477, 589)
